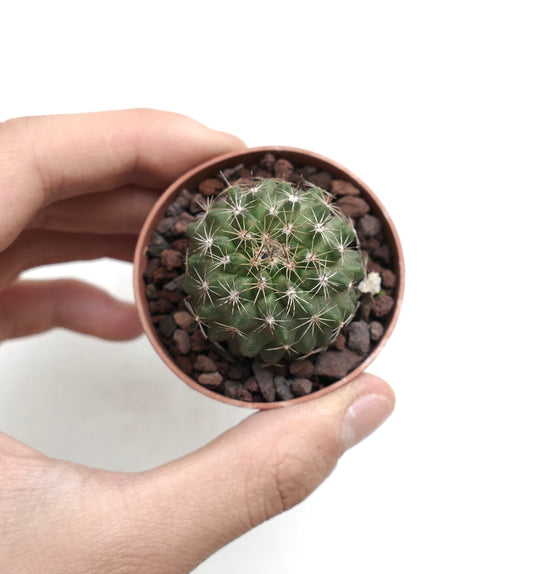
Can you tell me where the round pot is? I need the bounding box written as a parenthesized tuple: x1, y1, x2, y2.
(134, 147, 405, 409)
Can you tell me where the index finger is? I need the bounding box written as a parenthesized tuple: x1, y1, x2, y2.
(0, 109, 244, 251)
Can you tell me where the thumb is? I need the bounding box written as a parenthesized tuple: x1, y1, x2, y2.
(123, 373, 394, 573)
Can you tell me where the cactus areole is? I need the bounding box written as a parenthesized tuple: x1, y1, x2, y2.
(181, 178, 366, 363)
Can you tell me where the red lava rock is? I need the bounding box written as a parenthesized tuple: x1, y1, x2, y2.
(366, 261, 385, 275)
(374, 244, 392, 266)
(296, 165, 317, 180)
(173, 310, 195, 332)
(158, 315, 177, 339)
(254, 168, 272, 179)
(381, 269, 397, 289)
(148, 298, 174, 315)
(227, 363, 250, 380)
(372, 295, 395, 318)
(272, 363, 289, 377)
(241, 389, 254, 402)
(221, 163, 244, 180)
(156, 217, 176, 235)
(260, 153, 276, 171)
(143, 258, 160, 282)
(224, 379, 245, 399)
(167, 189, 192, 214)
(152, 267, 178, 284)
(329, 332, 346, 351)
(214, 360, 231, 377)
(274, 376, 295, 401)
(193, 355, 217, 373)
(252, 363, 276, 402)
(330, 180, 360, 196)
(289, 359, 314, 378)
(363, 237, 380, 254)
(369, 321, 385, 341)
(189, 192, 205, 214)
(244, 376, 259, 394)
(163, 275, 184, 292)
(274, 158, 294, 179)
(170, 238, 190, 254)
(145, 283, 159, 301)
(347, 321, 371, 356)
(198, 178, 224, 196)
(161, 249, 183, 271)
(239, 167, 253, 179)
(291, 378, 313, 397)
(304, 163, 320, 175)
(147, 233, 169, 257)
(159, 289, 183, 304)
(314, 349, 363, 379)
(358, 214, 382, 237)
(308, 171, 333, 190)
(174, 355, 193, 375)
(198, 372, 223, 388)
(336, 196, 370, 218)
(173, 212, 196, 235)
(172, 329, 191, 355)
(190, 330, 210, 352)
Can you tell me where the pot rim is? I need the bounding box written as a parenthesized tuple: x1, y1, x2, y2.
(134, 146, 405, 409)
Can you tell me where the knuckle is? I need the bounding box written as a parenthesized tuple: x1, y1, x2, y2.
(270, 451, 318, 511)
(245, 437, 339, 526)
(1, 116, 53, 205)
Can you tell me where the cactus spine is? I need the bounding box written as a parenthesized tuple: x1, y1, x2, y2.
(181, 178, 365, 363)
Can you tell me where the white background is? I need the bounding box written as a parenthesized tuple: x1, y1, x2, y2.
(1, 1, 532, 572)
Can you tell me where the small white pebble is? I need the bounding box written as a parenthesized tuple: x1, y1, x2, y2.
(357, 271, 382, 295)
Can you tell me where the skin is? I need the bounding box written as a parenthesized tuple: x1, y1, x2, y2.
(0, 109, 395, 573)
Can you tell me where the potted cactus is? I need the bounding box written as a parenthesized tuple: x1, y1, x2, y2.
(134, 147, 404, 409)
(182, 177, 365, 362)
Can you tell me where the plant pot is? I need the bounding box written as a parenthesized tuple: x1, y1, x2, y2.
(134, 147, 404, 409)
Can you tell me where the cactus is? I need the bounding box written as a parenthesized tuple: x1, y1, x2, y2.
(181, 178, 366, 363)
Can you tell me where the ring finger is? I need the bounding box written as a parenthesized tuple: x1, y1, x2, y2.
(0, 279, 142, 341)
(0, 230, 137, 290)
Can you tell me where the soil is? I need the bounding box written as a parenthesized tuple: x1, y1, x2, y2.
(142, 153, 398, 403)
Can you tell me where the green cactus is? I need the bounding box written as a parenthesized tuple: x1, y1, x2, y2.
(181, 178, 365, 363)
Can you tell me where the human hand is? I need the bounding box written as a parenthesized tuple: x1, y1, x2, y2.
(0, 109, 395, 573)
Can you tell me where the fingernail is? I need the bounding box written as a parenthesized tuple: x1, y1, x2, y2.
(340, 394, 393, 452)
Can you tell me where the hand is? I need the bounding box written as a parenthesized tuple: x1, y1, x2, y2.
(0, 109, 395, 573)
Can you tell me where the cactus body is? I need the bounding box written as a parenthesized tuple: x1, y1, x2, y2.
(181, 178, 365, 362)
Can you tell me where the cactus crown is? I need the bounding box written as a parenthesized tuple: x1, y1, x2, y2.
(181, 178, 365, 363)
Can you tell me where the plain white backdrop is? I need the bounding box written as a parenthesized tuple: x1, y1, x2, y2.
(1, 1, 532, 572)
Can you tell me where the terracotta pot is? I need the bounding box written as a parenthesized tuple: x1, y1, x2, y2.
(134, 147, 405, 409)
